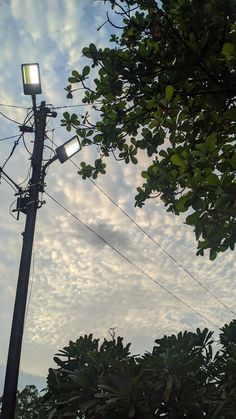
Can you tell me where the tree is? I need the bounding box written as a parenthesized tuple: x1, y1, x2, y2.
(61, 0, 236, 259)
(0, 384, 42, 418)
(39, 321, 236, 418)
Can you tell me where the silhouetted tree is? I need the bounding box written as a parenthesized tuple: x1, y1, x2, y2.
(62, 0, 236, 259)
(39, 321, 236, 418)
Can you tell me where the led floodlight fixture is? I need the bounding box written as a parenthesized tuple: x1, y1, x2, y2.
(21, 63, 41, 95)
(55, 136, 81, 163)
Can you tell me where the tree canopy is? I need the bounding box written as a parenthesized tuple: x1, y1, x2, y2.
(34, 321, 236, 418)
(14, 385, 42, 419)
(61, 0, 236, 259)
(0, 384, 42, 419)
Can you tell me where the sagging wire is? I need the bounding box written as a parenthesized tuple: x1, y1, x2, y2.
(47, 138, 236, 319)
(45, 190, 221, 331)
(0, 167, 22, 193)
(22, 133, 32, 155)
(9, 200, 18, 220)
(0, 174, 18, 192)
(1, 109, 34, 170)
(45, 115, 55, 161)
(0, 134, 22, 142)
(52, 104, 95, 109)
(1, 133, 24, 170)
(0, 103, 28, 110)
(21, 110, 35, 156)
(17, 166, 32, 188)
(25, 247, 35, 322)
(0, 111, 22, 125)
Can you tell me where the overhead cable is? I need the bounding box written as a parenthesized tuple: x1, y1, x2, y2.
(89, 179, 236, 318)
(1, 133, 23, 170)
(63, 152, 236, 318)
(0, 174, 18, 192)
(0, 103, 28, 110)
(0, 134, 22, 142)
(52, 104, 95, 109)
(44, 190, 221, 331)
(0, 111, 22, 125)
(1, 110, 34, 168)
(0, 167, 22, 191)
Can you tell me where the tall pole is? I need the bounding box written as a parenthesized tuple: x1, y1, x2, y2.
(1, 100, 48, 419)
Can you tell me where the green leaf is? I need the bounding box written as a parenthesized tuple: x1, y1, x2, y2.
(230, 242, 235, 251)
(63, 112, 70, 121)
(82, 66, 90, 77)
(80, 399, 98, 413)
(205, 132, 217, 151)
(165, 85, 174, 102)
(222, 42, 234, 57)
(131, 155, 138, 164)
(89, 43, 97, 54)
(170, 154, 186, 168)
(98, 384, 116, 393)
(48, 409, 57, 419)
(128, 404, 135, 418)
(71, 113, 78, 122)
(205, 174, 220, 186)
(176, 194, 191, 212)
(185, 212, 199, 225)
(210, 249, 217, 261)
(196, 248, 204, 256)
(72, 70, 80, 78)
(141, 171, 148, 178)
(68, 76, 78, 83)
(189, 32, 196, 43)
(224, 107, 236, 121)
(82, 46, 90, 56)
(231, 154, 236, 169)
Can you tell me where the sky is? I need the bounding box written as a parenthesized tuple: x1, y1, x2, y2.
(0, 0, 235, 394)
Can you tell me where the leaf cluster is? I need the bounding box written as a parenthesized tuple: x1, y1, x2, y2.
(38, 321, 236, 418)
(61, 0, 236, 258)
(14, 385, 42, 419)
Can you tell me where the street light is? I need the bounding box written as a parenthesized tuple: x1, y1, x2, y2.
(21, 63, 42, 95)
(41, 136, 82, 188)
(1, 63, 82, 419)
(56, 135, 81, 163)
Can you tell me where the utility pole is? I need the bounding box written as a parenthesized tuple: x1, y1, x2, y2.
(1, 100, 48, 419)
(1, 63, 80, 419)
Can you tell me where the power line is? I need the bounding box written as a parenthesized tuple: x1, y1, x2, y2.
(0, 103, 28, 110)
(52, 104, 95, 109)
(44, 190, 221, 330)
(63, 153, 236, 318)
(1, 110, 34, 169)
(0, 174, 18, 192)
(0, 167, 22, 192)
(9, 199, 18, 220)
(25, 249, 35, 322)
(0, 134, 22, 142)
(1, 133, 23, 170)
(46, 125, 63, 133)
(17, 166, 31, 187)
(0, 111, 22, 125)
(22, 133, 32, 155)
(89, 179, 236, 318)
(2, 137, 22, 170)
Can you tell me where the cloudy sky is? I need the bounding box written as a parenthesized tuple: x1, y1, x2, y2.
(0, 0, 235, 393)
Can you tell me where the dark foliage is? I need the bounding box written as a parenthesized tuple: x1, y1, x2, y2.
(62, 0, 236, 258)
